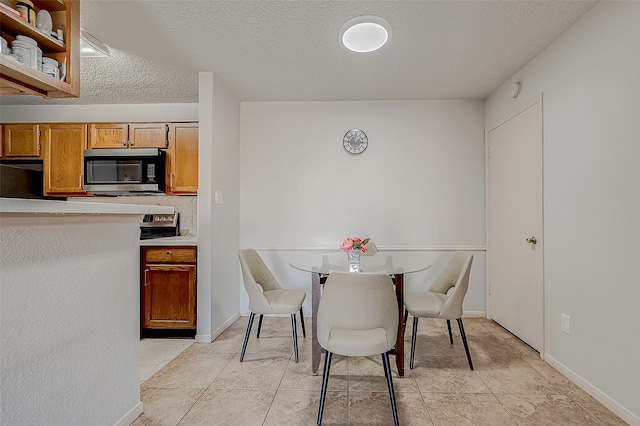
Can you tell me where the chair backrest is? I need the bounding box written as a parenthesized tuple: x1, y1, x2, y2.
(238, 249, 283, 313)
(317, 272, 398, 353)
(428, 252, 473, 319)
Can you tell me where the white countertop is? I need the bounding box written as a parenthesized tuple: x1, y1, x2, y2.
(0, 198, 174, 215)
(139, 234, 198, 246)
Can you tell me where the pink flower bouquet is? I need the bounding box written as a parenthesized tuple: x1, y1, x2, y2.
(340, 237, 371, 253)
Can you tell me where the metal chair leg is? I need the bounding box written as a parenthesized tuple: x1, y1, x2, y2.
(299, 307, 306, 338)
(410, 316, 418, 369)
(317, 351, 333, 425)
(457, 318, 474, 370)
(382, 352, 399, 426)
(256, 314, 264, 338)
(240, 313, 255, 362)
(291, 313, 299, 363)
(403, 308, 408, 329)
(446, 319, 453, 344)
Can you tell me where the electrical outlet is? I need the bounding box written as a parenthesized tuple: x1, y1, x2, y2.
(561, 314, 571, 335)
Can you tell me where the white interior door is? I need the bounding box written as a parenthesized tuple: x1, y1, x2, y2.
(487, 97, 544, 352)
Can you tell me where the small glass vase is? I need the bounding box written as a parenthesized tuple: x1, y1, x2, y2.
(348, 250, 361, 272)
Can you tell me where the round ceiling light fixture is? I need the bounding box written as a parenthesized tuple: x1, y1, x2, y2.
(340, 15, 392, 53)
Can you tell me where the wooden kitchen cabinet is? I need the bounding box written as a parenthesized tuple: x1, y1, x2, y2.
(89, 123, 169, 149)
(141, 246, 197, 333)
(2, 124, 41, 157)
(0, 0, 80, 98)
(41, 123, 87, 195)
(166, 123, 198, 194)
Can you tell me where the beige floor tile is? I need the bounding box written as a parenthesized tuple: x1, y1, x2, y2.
(178, 388, 275, 426)
(264, 389, 348, 426)
(132, 387, 204, 426)
(348, 391, 402, 425)
(474, 358, 566, 395)
(210, 355, 289, 390)
(496, 393, 601, 425)
(143, 352, 234, 389)
(423, 392, 517, 426)
(348, 356, 419, 393)
(413, 367, 491, 394)
(279, 350, 349, 391)
(137, 317, 627, 426)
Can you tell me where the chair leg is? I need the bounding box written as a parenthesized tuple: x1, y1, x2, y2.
(317, 351, 333, 425)
(256, 314, 264, 338)
(410, 316, 419, 369)
(240, 313, 255, 362)
(299, 307, 306, 338)
(446, 319, 453, 344)
(291, 314, 299, 363)
(403, 308, 408, 329)
(456, 318, 474, 371)
(382, 352, 399, 426)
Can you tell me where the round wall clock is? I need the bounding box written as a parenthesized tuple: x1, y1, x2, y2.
(343, 128, 368, 155)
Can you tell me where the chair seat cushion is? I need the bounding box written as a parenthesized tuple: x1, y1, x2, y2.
(263, 289, 306, 314)
(326, 327, 391, 357)
(404, 291, 447, 318)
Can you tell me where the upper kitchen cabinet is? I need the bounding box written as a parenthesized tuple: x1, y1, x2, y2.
(166, 123, 198, 195)
(0, 0, 80, 98)
(89, 123, 169, 149)
(2, 124, 41, 157)
(42, 123, 86, 195)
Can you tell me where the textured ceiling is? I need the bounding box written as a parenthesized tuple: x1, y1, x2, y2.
(2, 0, 597, 106)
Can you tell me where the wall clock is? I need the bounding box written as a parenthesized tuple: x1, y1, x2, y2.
(343, 129, 368, 155)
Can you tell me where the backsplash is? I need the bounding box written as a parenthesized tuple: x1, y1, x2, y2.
(68, 195, 197, 236)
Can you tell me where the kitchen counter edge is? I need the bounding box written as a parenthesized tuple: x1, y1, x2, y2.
(140, 235, 198, 246)
(0, 198, 174, 215)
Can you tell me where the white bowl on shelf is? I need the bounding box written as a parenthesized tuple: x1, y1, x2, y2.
(36, 10, 53, 33)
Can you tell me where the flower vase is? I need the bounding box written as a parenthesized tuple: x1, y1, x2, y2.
(348, 250, 360, 272)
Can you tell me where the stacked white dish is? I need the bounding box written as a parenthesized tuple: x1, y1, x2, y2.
(11, 35, 41, 70)
(42, 57, 59, 79)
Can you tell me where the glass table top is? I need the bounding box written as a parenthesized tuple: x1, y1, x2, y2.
(288, 251, 431, 275)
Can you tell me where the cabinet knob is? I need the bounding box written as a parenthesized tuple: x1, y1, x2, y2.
(166, 251, 172, 255)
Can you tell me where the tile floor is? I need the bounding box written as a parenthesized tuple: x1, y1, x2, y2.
(135, 317, 627, 425)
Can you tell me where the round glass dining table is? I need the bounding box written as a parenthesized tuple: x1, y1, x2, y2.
(289, 251, 431, 376)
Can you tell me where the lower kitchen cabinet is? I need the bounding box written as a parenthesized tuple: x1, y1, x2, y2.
(141, 246, 197, 335)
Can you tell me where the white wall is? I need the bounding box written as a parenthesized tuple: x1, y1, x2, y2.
(0, 215, 143, 426)
(485, 2, 640, 423)
(239, 100, 487, 315)
(197, 73, 241, 342)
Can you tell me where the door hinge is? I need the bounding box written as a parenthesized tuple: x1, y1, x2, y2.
(488, 284, 491, 295)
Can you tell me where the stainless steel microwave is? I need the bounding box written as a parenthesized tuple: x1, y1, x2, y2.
(83, 148, 166, 194)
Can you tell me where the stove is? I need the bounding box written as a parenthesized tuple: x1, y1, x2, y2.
(140, 212, 180, 240)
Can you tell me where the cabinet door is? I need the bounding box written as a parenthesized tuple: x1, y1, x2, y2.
(129, 123, 168, 148)
(166, 123, 198, 194)
(89, 123, 128, 148)
(42, 124, 87, 195)
(142, 264, 196, 329)
(2, 124, 40, 157)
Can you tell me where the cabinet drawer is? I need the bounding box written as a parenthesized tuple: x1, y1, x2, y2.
(144, 247, 196, 263)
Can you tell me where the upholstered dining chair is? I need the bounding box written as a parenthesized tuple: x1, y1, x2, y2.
(238, 249, 306, 362)
(404, 252, 474, 370)
(317, 272, 399, 426)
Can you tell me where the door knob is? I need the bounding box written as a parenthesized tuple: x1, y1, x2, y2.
(526, 236, 537, 244)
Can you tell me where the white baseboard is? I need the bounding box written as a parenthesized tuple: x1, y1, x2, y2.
(195, 312, 241, 343)
(113, 401, 143, 426)
(545, 354, 639, 426)
(463, 311, 487, 317)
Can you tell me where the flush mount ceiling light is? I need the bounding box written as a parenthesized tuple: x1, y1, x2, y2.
(340, 15, 392, 53)
(80, 29, 110, 58)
